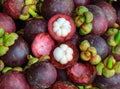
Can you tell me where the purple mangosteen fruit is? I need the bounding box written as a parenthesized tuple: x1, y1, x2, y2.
(82, 35, 109, 60)
(1, 36, 29, 67)
(96, 1, 117, 27)
(87, 5, 108, 35)
(24, 18, 48, 44)
(73, 0, 90, 7)
(0, 71, 30, 89)
(25, 61, 57, 89)
(0, 13, 16, 33)
(41, 0, 75, 20)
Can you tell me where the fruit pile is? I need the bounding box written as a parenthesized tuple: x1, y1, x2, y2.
(0, 0, 120, 89)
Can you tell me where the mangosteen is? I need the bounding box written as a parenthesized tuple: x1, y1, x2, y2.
(0, 13, 16, 33)
(41, 0, 75, 20)
(24, 18, 48, 44)
(96, 1, 117, 27)
(87, 5, 108, 35)
(73, 0, 90, 7)
(25, 61, 57, 89)
(94, 74, 120, 89)
(0, 71, 30, 89)
(1, 36, 29, 67)
(83, 35, 109, 60)
(51, 81, 78, 89)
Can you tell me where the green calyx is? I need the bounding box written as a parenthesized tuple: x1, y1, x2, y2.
(75, 6, 93, 35)
(112, 43, 120, 55)
(27, 55, 39, 66)
(2, 66, 13, 74)
(79, 23, 92, 35)
(102, 68, 115, 78)
(75, 6, 88, 16)
(106, 28, 120, 46)
(13, 67, 23, 72)
(0, 60, 4, 71)
(0, 28, 4, 37)
(96, 56, 118, 78)
(79, 40, 101, 64)
(0, 29, 18, 57)
(78, 85, 99, 89)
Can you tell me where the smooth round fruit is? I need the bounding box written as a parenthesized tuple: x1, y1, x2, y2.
(96, 1, 117, 27)
(1, 37, 29, 67)
(24, 18, 48, 44)
(0, 13, 16, 33)
(0, 71, 30, 89)
(41, 0, 75, 20)
(25, 61, 57, 89)
(73, 0, 90, 7)
(83, 35, 109, 60)
(3, 0, 24, 19)
(87, 5, 108, 35)
(48, 14, 76, 42)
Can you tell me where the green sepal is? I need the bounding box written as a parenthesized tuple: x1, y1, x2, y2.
(27, 55, 39, 66)
(90, 55, 101, 65)
(75, 16, 85, 27)
(96, 62, 104, 75)
(0, 38, 3, 46)
(0, 28, 4, 37)
(2, 66, 13, 74)
(0, 46, 9, 56)
(79, 23, 92, 35)
(3, 33, 18, 47)
(106, 28, 118, 36)
(19, 14, 30, 20)
(112, 44, 120, 55)
(114, 62, 120, 74)
(84, 11, 93, 23)
(107, 36, 117, 46)
(114, 30, 120, 44)
(102, 68, 115, 78)
(78, 86, 84, 89)
(75, 6, 88, 16)
(79, 40, 90, 51)
(13, 67, 23, 72)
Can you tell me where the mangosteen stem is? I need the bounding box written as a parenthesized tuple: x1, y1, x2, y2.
(28, 8, 38, 17)
(114, 30, 120, 44)
(107, 56, 114, 69)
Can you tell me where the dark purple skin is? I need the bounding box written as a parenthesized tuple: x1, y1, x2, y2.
(0, 13, 16, 33)
(94, 75, 120, 89)
(96, 1, 117, 27)
(3, 0, 24, 19)
(56, 69, 69, 81)
(73, 0, 90, 7)
(0, 71, 30, 89)
(87, 5, 108, 35)
(1, 37, 29, 67)
(25, 61, 57, 89)
(83, 35, 109, 60)
(90, 0, 108, 4)
(24, 18, 48, 44)
(41, 0, 75, 20)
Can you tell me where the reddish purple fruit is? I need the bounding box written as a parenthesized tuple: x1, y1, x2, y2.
(0, 13, 16, 33)
(24, 18, 48, 44)
(41, 0, 75, 20)
(31, 33, 55, 58)
(25, 61, 57, 89)
(51, 81, 78, 89)
(48, 14, 76, 42)
(50, 41, 79, 69)
(73, 0, 90, 7)
(83, 35, 109, 60)
(96, 1, 117, 27)
(94, 75, 120, 89)
(67, 63, 96, 85)
(0, 71, 30, 89)
(2, 37, 29, 67)
(3, 0, 24, 19)
(87, 5, 108, 35)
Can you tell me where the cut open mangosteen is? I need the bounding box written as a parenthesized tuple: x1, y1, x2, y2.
(50, 41, 79, 69)
(48, 14, 76, 42)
